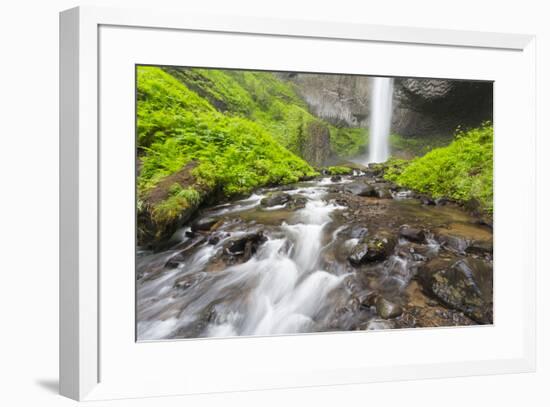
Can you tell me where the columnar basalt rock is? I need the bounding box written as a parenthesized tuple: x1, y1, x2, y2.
(285, 74, 493, 142)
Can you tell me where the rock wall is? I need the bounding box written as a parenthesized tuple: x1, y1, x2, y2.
(303, 120, 331, 166)
(284, 73, 493, 139)
(280, 72, 371, 127)
(392, 78, 493, 137)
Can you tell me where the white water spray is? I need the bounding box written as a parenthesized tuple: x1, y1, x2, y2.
(367, 77, 394, 163)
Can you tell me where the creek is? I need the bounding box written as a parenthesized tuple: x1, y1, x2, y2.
(137, 171, 493, 340)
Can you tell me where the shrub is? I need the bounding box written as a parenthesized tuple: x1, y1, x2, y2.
(384, 123, 493, 212)
(328, 127, 369, 157)
(137, 66, 317, 200)
(325, 166, 353, 175)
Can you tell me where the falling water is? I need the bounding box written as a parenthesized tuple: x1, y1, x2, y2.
(367, 77, 394, 164)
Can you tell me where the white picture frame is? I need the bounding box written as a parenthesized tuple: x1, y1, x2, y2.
(60, 5, 537, 401)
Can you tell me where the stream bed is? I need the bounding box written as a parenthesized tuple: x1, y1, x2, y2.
(137, 171, 493, 340)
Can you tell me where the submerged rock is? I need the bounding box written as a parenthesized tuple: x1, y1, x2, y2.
(434, 224, 493, 255)
(207, 235, 220, 245)
(260, 192, 291, 208)
(191, 217, 218, 232)
(347, 225, 369, 239)
(223, 232, 267, 260)
(164, 252, 188, 268)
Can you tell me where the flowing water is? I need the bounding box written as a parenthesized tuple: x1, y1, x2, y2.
(367, 77, 394, 164)
(136, 173, 491, 340)
(137, 181, 354, 340)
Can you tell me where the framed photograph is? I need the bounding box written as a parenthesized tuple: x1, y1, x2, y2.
(60, 6, 537, 401)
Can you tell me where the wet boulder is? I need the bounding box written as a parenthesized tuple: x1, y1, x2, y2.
(434, 230, 469, 253)
(191, 217, 219, 232)
(287, 195, 308, 210)
(207, 235, 221, 245)
(418, 194, 435, 205)
(393, 189, 415, 200)
(435, 225, 493, 255)
(330, 175, 342, 182)
(223, 232, 267, 261)
(466, 240, 493, 256)
(395, 242, 433, 262)
(417, 255, 493, 324)
(464, 198, 483, 215)
(399, 225, 426, 243)
(348, 232, 397, 265)
(396, 305, 475, 328)
(260, 192, 291, 208)
(345, 182, 377, 197)
(357, 291, 378, 308)
(375, 297, 403, 319)
(173, 275, 197, 290)
(374, 184, 392, 199)
(164, 252, 187, 268)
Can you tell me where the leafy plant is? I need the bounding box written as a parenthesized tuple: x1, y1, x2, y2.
(384, 123, 493, 212)
(328, 127, 369, 157)
(325, 166, 353, 175)
(137, 66, 317, 206)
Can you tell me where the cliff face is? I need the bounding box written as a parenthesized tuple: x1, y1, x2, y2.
(392, 78, 493, 137)
(285, 73, 493, 139)
(281, 73, 371, 127)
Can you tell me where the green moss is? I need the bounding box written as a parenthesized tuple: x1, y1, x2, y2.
(328, 127, 369, 157)
(163, 66, 367, 160)
(137, 67, 215, 148)
(151, 186, 201, 225)
(384, 123, 493, 212)
(165, 67, 324, 156)
(137, 66, 317, 203)
(325, 166, 353, 175)
(390, 133, 453, 157)
(164, 67, 256, 116)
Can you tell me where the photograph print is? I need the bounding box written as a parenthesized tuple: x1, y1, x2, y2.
(136, 66, 493, 340)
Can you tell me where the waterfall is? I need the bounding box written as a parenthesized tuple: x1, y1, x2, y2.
(367, 77, 394, 164)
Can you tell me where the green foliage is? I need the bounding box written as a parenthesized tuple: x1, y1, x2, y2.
(384, 123, 493, 212)
(390, 133, 453, 157)
(382, 157, 411, 180)
(329, 127, 369, 157)
(137, 66, 317, 204)
(137, 67, 215, 148)
(164, 66, 364, 159)
(166, 67, 322, 155)
(151, 185, 201, 224)
(325, 166, 353, 175)
(164, 67, 256, 115)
